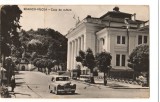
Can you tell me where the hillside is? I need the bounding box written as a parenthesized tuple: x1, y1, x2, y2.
(18, 28, 67, 63)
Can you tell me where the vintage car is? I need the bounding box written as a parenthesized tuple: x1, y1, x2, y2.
(49, 75, 76, 95)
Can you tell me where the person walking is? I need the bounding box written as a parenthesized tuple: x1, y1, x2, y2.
(10, 75, 16, 92)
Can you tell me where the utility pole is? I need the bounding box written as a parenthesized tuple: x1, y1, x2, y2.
(124, 18, 130, 53)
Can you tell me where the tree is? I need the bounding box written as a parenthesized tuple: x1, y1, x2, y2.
(1, 5, 22, 68)
(45, 59, 54, 74)
(128, 44, 149, 85)
(96, 51, 112, 85)
(47, 42, 59, 60)
(27, 39, 43, 54)
(35, 59, 45, 72)
(76, 48, 96, 83)
(33, 58, 41, 71)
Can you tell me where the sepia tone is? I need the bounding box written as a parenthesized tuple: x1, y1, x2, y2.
(0, 5, 149, 98)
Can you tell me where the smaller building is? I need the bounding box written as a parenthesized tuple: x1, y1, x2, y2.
(18, 59, 29, 71)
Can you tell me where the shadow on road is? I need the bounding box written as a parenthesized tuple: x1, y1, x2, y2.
(50, 92, 80, 96)
(109, 84, 126, 87)
(15, 78, 24, 80)
(30, 67, 37, 71)
(16, 82, 26, 86)
(12, 92, 31, 97)
(15, 72, 25, 75)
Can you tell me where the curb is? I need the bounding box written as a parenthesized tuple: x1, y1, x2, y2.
(72, 79, 149, 89)
(111, 87, 149, 89)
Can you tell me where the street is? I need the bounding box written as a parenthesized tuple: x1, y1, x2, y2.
(10, 71, 149, 98)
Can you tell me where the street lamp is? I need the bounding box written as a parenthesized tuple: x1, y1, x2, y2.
(124, 18, 130, 52)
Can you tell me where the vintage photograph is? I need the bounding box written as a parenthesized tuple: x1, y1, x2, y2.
(0, 5, 149, 98)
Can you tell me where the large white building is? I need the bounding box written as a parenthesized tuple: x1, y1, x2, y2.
(66, 7, 149, 73)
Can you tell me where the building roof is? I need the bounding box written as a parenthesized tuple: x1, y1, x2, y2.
(100, 11, 132, 19)
(66, 7, 149, 36)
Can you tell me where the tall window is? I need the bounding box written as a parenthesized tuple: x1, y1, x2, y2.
(138, 35, 148, 45)
(116, 54, 120, 66)
(144, 36, 148, 43)
(122, 36, 125, 44)
(121, 55, 126, 66)
(117, 36, 126, 44)
(138, 35, 142, 45)
(116, 54, 126, 66)
(102, 38, 105, 45)
(117, 36, 121, 44)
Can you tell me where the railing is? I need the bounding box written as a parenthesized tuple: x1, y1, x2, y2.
(139, 21, 149, 28)
(67, 17, 102, 34)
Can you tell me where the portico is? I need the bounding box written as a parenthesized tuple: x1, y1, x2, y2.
(67, 34, 85, 71)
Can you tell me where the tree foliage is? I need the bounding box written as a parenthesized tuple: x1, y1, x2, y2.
(33, 58, 55, 73)
(96, 51, 112, 85)
(76, 48, 96, 83)
(18, 28, 67, 64)
(27, 39, 43, 54)
(1, 5, 22, 56)
(128, 44, 149, 72)
(85, 48, 96, 69)
(96, 51, 112, 72)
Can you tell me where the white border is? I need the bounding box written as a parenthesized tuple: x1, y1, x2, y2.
(0, 0, 159, 102)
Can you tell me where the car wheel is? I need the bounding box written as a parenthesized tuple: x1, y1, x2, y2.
(55, 90, 59, 95)
(71, 91, 75, 94)
(54, 87, 59, 95)
(49, 86, 52, 93)
(50, 90, 52, 93)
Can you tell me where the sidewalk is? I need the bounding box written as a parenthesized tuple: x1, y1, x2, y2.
(8, 72, 42, 98)
(76, 78, 149, 89)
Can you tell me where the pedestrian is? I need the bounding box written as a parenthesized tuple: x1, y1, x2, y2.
(10, 75, 16, 92)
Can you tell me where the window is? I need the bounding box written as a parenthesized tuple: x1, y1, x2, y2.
(121, 55, 126, 66)
(138, 35, 148, 45)
(102, 39, 105, 45)
(56, 77, 69, 81)
(116, 54, 126, 66)
(138, 35, 142, 44)
(116, 54, 120, 66)
(144, 36, 148, 43)
(117, 36, 121, 44)
(122, 36, 125, 44)
(117, 36, 126, 44)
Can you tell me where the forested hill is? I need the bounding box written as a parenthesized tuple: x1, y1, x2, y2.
(18, 28, 67, 63)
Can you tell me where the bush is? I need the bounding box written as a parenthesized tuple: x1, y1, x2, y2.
(109, 70, 134, 80)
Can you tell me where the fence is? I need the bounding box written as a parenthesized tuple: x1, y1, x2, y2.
(109, 69, 135, 80)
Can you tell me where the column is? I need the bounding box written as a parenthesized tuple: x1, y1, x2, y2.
(71, 41, 74, 70)
(96, 39, 99, 53)
(75, 39, 78, 56)
(74, 40, 77, 69)
(75, 39, 78, 68)
(99, 38, 102, 52)
(73, 41, 75, 69)
(79, 37, 81, 51)
(81, 35, 84, 51)
(67, 41, 70, 70)
(77, 38, 80, 55)
(70, 41, 73, 78)
(69, 42, 72, 70)
(80, 36, 83, 51)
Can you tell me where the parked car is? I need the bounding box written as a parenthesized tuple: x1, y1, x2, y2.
(49, 75, 76, 95)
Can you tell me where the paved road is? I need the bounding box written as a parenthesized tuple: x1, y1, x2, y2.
(10, 71, 149, 98)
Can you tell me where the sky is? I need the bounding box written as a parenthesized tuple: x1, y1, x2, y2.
(19, 5, 149, 35)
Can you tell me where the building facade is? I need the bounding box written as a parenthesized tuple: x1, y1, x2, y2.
(66, 7, 149, 72)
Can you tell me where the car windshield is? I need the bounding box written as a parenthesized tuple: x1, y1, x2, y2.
(56, 77, 69, 81)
